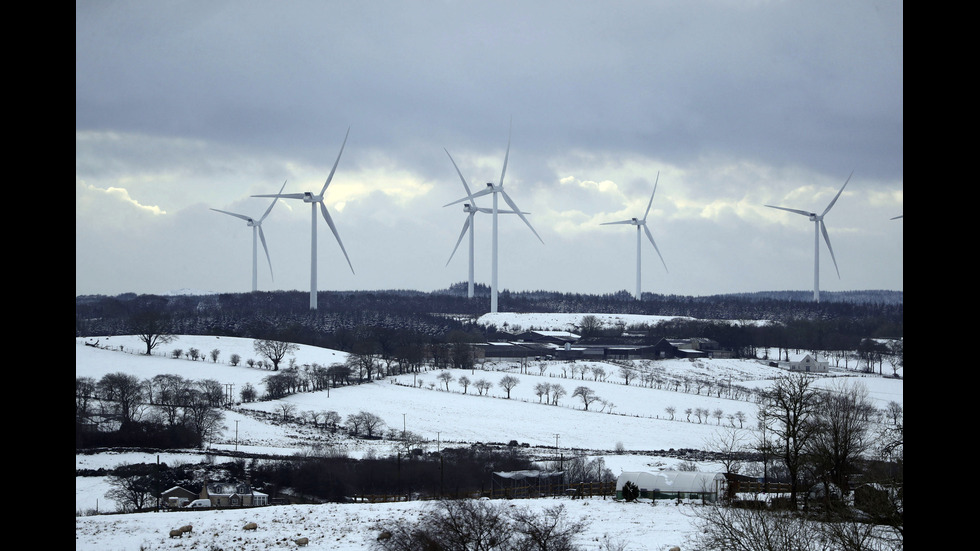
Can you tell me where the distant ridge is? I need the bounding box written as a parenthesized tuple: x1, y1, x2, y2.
(719, 290, 902, 305)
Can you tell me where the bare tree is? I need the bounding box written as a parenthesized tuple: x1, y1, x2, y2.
(458, 375, 471, 394)
(76, 376, 98, 422)
(534, 382, 549, 402)
(578, 314, 602, 338)
(130, 307, 175, 356)
(183, 391, 225, 444)
(474, 379, 493, 396)
(757, 373, 821, 507)
(705, 426, 750, 475)
(322, 410, 342, 433)
(357, 411, 385, 437)
(104, 464, 157, 512)
(437, 371, 454, 391)
(572, 386, 599, 411)
(253, 339, 299, 371)
(806, 380, 876, 497)
(277, 402, 297, 422)
(550, 384, 566, 406)
(97, 372, 146, 422)
(499, 375, 520, 398)
(619, 366, 636, 385)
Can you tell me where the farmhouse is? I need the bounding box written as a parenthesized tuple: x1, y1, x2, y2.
(789, 354, 828, 373)
(615, 470, 726, 502)
(199, 481, 269, 508)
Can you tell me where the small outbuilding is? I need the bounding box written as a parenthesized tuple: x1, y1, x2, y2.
(161, 485, 197, 508)
(491, 470, 564, 498)
(615, 471, 726, 502)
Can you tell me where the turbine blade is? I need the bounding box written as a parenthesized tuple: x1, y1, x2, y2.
(601, 220, 634, 225)
(210, 208, 253, 223)
(820, 220, 840, 278)
(444, 187, 493, 207)
(320, 127, 351, 196)
(821, 170, 853, 217)
(501, 190, 543, 244)
(253, 192, 307, 200)
(890, 214, 904, 220)
(478, 207, 523, 214)
(765, 205, 813, 217)
(445, 149, 477, 206)
(258, 226, 274, 280)
(446, 215, 472, 266)
(643, 171, 660, 221)
(499, 122, 511, 189)
(320, 201, 355, 274)
(643, 225, 668, 272)
(259, 180, 288, 222)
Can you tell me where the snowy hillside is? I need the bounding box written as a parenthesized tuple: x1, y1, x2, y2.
(75, 313, 902, 550)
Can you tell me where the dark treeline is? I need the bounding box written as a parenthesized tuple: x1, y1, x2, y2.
(75, 284, 902, 354)
(85, 445, 542, 505)
(258, 445, 538, 502)
(76, 420, 202, 449)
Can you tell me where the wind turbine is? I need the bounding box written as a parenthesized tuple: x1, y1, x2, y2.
(443, 125, 542, 313)
(210, 179, 287, 292)
(444, 148, 524, 299)
(253, 128, 354, 309)
(601, 172, 668, 300)
(765, 171, 853, 303)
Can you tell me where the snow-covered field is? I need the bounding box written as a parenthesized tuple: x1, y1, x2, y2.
(75, 312, 902, 550)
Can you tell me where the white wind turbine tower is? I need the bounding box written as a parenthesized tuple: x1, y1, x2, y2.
(253, 128, 354, 309)
(444, 148, 523, 299)
(601, 172, 668, 300)
(443, 125, 543, 313)
(765, 171, 853, 303)
(210, 179, 287, 292)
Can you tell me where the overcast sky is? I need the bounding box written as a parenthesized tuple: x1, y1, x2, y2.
(76, 0, 903, 301)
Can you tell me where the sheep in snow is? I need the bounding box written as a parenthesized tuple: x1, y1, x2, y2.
(243, 522, 258, 531)
(179, 525, 192, 534)
(295, 537, 309, 546)
(168, 529, 182, 538)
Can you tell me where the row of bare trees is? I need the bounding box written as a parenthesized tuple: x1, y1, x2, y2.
(76, 372, 226, 448)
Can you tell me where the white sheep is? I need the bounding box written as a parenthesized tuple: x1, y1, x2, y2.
(669, 547, 681, 551)
(179, 525, 192, 534)
(243, 522, 258, 531)
(168, 529, 183, 538)
(295, 537, 309, 546)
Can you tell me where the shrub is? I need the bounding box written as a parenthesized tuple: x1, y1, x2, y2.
(622, 480, 640, 502)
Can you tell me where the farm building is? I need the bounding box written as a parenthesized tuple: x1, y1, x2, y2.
(789, 354, 829, 373)
(491, 469, 564, 498)
(199, 481, 269, 508)
(615, 471, 726, 502)
(161, 485, 197, 508)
